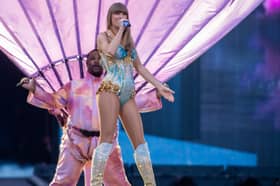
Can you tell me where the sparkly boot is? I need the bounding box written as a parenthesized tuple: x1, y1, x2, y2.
(90, 143, 113, 186)
(134, 143, 156, 186)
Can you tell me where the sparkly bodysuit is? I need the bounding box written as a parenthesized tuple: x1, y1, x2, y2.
(97, 31, 137, 106)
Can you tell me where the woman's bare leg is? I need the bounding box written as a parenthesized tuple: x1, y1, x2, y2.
(120, 99, 144, 148)
(97, 92, 120, 143)
(120, 98, 156, 186)
(91, 92, 120, 186)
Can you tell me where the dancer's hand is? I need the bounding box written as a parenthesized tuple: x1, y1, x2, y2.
(49, 108, 68, 128)
(17, 77, 36, 92)
(156, 83, 175, 102)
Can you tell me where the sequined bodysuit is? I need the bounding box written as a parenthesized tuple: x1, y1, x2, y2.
(97, 31, 137, 106)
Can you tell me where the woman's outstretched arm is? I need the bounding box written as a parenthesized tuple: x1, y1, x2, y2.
(133, 56, 175, 102)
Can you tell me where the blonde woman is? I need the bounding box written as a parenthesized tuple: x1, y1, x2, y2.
(91, 2, 175, 186)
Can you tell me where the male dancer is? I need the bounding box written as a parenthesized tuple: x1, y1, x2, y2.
(19, 49, 131, 186)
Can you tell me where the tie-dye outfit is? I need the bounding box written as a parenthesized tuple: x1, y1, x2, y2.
(27, 72, 130, 186)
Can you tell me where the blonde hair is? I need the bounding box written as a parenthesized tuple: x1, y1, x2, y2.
(107, 2, 134, 52)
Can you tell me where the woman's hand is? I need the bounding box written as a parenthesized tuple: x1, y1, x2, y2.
(118, 19, 129, 32)
(156, 83, 175, 102)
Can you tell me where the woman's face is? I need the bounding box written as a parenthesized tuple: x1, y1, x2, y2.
(111, 11, 128, 28)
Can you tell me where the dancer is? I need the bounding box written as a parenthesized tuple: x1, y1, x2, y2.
(91, 2, 175, 186)
(19, 49, 131, 186)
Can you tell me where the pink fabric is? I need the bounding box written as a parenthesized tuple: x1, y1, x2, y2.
(50, 128, 130, 186)
(28, 73, 102, 130)
(0, 0, 263, 96)
(27, 72, 162, 117)
(135, 91, 162, 113)
(27, 74, 131, 185)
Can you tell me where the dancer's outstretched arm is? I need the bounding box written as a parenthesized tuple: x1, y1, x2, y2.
(19, 77, 69, 110)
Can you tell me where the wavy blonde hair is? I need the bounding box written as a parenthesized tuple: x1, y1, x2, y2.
(107, 2, 134, 52)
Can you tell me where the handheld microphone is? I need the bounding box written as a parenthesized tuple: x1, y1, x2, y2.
(122, 20, 131, 27)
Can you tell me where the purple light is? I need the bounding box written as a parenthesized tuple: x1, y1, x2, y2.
(0, 0, 263, 96)
(264, 0, 280, 15)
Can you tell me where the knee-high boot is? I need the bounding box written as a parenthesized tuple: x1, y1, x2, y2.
(134, 143, 156, 186)
(91, 143, 113, 186)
